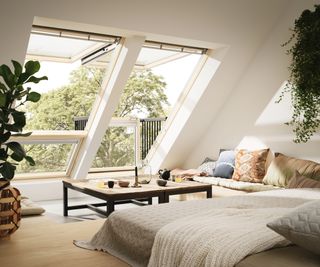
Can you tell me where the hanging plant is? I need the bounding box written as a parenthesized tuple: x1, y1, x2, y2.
(280, 5, 320, 143)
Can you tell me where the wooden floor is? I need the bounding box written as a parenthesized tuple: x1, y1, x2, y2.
(0, 216, 129, 267)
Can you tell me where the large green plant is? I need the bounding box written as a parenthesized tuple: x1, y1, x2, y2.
(280, 5, 320, 143)
(0, 60, 47, 181)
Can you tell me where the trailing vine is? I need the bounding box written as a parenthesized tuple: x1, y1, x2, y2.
(280, 5, 320, 143)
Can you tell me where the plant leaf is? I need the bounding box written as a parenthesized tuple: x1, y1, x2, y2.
(12, 111, 26, 128)
(0, 132, 11, 143)
(25, 155, 35, 166)
(0, 162, 16, 180)
(0, 148, 7, 159)
(25, 75, 48, 84)
(11, 152, 24, 162)
(11, 60, 22, 77)
(0, 93, 6, 107)
(0, 64, 15, 88)
(6, 141, 26, 158)
(11, 132, 32, 137)
(26, 91, 41, 102)
(0, 82, 7, 93)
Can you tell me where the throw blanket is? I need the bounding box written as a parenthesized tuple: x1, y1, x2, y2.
(75, 195, 309, 267)
(148, 208, 290, 267)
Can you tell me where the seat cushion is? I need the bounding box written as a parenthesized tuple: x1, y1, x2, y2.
(263, 153, 320, 187)
(21, 196, 45, 216)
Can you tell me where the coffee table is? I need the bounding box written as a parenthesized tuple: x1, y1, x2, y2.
(62, 178, 212, 217)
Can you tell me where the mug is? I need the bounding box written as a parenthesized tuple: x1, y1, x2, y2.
(107, 180, 115, 188)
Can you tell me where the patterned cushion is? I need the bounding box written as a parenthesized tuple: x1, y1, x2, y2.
(267, 200, 320, 255)
(212, 150, 235, 178)
(198, 158, 216, 176)
(232, 149, 269, 183)
(263, 153, 320, 187)
(286, 171, 320, 189)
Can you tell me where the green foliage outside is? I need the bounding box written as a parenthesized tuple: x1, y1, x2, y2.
(17, 66, 168, 173)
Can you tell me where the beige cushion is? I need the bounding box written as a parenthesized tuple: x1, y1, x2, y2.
(267, 200, 320, 255)
(263, 153, 320, 187)
(287, 171, 320, 189)
(21, 197, 45, 216)
(232, 149, 269, 183)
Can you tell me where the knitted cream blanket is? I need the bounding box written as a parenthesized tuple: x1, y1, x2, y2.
(148, 207, 290, 267)
(75, 195, 308, 267)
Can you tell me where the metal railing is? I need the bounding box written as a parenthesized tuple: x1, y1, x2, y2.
(74, 117, 166, 159)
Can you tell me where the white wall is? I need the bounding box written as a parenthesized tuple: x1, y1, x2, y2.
(0, 0, 319, 183)
(184, 0, 320, 168)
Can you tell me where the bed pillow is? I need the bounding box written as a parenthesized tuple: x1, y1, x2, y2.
(287, 171, 320, 189)
(197, 157, 216, 176)
(267, 200, 320, 255)
(262, 153, 320, 187)
(212, 150, 235, 178)
(232, 149, 269, 183)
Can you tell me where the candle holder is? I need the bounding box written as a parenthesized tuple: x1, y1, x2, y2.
(131, 166, 141, 188)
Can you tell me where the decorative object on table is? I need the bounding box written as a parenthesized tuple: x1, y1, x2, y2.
(118, 180, 130, 188)
(132, 166, 141, 188)
(0, 60, 47, 239)
(138, 160, 152, 184)
(158, 169, 171, 180)
(278, 5, 320, 143)
(156, 179, 167, 187)
(107, 181, 115, 188)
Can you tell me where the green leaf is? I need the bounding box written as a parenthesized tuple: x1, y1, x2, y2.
(0, 93, 6, 107)
(0, 64, 15, 88)
(0, 148, 7, 159)
(0, 82, 7, 93)
(4, 124, 21, 132)
(0, 132, 11, 143)
(6, 141, 26, 158)
(11, 132, 32, 137)
(0, 162, 16, 180)
(25, 60, 40, 75)
(11, 152, 24, 162)
(25, 156, 35, 166)
(26, 91, 41, 102)
(12, 111, 26, 128)
(25, 75, 48, 84)
(11, 60, 22, 77)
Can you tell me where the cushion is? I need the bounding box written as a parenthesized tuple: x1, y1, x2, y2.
(287, 171, 320, 189)
(197, 157, 216, 176)
(263, 153, 320, 187)
(21, 196, 45, 216)
(267, 200, 320, 255)
(232, 149, 269, 183)
(213, 150, 235, 178)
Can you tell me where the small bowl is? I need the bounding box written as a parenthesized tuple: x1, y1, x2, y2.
(118, 180, 130, 187)
(156, 179, 167, 186)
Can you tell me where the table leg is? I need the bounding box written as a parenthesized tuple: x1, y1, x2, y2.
(106, 200, 115, 216)
(207, 188, 212, 198)
(148, 197, 153, 205)
(63, 183, 68, 216)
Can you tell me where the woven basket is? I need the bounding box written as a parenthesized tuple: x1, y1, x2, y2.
(0, 181, 21, 238)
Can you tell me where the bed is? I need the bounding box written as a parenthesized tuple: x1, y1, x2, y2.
(75, 189, 320, 267)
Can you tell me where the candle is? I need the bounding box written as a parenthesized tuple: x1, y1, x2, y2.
(135, 166, 138, 177)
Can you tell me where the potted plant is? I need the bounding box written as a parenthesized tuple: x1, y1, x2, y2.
(280, 5, 320, 143)
(0, 60, 47, 238)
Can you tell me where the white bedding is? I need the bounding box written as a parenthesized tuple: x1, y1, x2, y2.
(75, 189, 320, 267)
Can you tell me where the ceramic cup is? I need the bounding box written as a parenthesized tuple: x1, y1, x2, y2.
(107, 180, 115, 188)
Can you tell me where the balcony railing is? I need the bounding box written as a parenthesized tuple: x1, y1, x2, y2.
(74, 117, 166, 159)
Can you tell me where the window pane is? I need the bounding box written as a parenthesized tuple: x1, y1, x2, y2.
(22, 33, 116, 131)
(91, 126, 135, 169)
(16, 143, 75, 173)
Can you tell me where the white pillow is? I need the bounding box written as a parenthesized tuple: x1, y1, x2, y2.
(267, 200, 320, 255)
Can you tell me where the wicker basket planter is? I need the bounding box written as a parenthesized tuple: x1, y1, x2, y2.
(0, 181, 21, 239)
